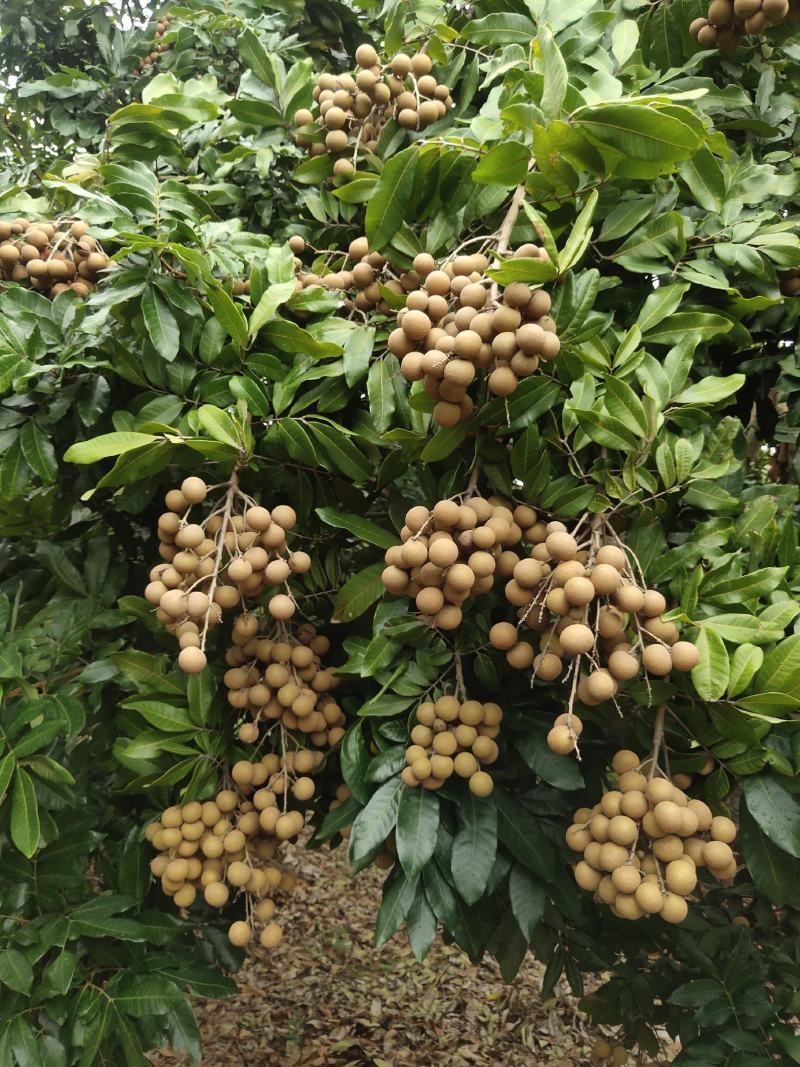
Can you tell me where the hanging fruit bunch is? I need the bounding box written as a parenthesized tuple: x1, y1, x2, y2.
(389, 246, 559, 427)
(689, 0, 792, 49)
(146, 756, 314, 948)
(225, 618, 345, 748)
(381, 495, 534, 630)
(494, 513, 699, 754)
(135, 11, 175, 73)
(144, 474, 311, 674)
(402, 694, 503, 797)
(287, 234, 403, 316)
(567, 744, 738, 923)
(294, 45, 452, 176)
(590, 1039, 634, 1066)
(0, 218, 110, 298)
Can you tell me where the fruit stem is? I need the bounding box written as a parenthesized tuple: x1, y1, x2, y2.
(200, 468, 240, 652)
(647, 704, 667, 781)
(453, 649, 467, 701)
(464, 458, 482, 498)
(490, 178, 529, 304)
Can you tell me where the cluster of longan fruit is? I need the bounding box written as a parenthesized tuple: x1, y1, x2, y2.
(135, 11, 174, 72)
(145, 478, 311, 674)
(389, 247, 558, 427)
(381, 496, 529, 629)
(690, 0, 792, 48)
(288, 234, 399, 315)
(568, 749, 738, 923)
(490, 518, 699, 751)
(294, 45, 451, 177)
(145, 777, 301, 950)
(225, 620, 345, 748)
(402, 695, 502, 797)
(590, 1039, 637, 1066)
(780, 268, 800, 297)
(0, 218, 109, 298)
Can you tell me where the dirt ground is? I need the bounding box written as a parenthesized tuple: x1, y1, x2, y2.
(150, 843, 619, 1067)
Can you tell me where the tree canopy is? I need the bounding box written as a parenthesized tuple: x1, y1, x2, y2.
(0, 0, 800, 1064)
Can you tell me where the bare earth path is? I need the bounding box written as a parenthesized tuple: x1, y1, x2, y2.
(150, 843, 602, 1066)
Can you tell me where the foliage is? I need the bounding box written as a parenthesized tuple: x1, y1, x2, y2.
(1, 0, 800, 1063)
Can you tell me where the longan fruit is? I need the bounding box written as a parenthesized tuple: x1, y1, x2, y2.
(355, 43, 378, 67)
(453, 751, 478, 778)
(653, 835, 684, 863)
(560, 623, 595, 656)
(608, 815, 637, 846)
(688, 799, 713, 831)
(547, 724, 577, 755)
(618, 771, 648, 794)
(179, 647, 207, 674)
(533, 653, 562, 681)
(670, 641, 699, 671)
(666, 859, 697, 896)
(468, 770, 494, 797)
(594, 545, 626, 570)
(660, 892, 688, 924)
(585, 669, 617, 703)
(228, 921, 252, 946)
(704, 840, 734, 869)
(642, 644, 672, 676)
(653, 801, 684, 834)
(292, 777, 315, 802)
(566, 824, 592, 851)
(260, 922, 283, 949)
(575, 861, 603, 891)
(181, 477, 207, 504)
(619, 791, 647, 820)
(607, 650, 640, 682)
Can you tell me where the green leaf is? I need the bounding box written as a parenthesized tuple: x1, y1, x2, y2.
(420, 424, 467, 462)
(508, 864, 546, 941)
(0, 949, 33, 994)
(332, 562, 385, 623)
(44, 949, 77, 996)
(674, 375, 745, 406)
(462, 13, 536, 45)
(142, 285, 179, 361)
(123, 699, 194, 733)
(494, 789, 555, 881)
(538, 25, 568, 119)
(20, 422, 57, 483)
(340, 724, 371, 805)
(196, 405, 241, 449)
(739, 803, 798, 907)
(473, 142, 530, 186)
(10, 767, 40, 858)
(262, 318, 342, 358)
(375, 866, 418, 946)
(558, 189, 598, 272)
(0, 753, 16, 804)
(365, 147, 419, 250)
(238, 28, 279, 88)
(368, 356, 396, 434)
(728, 644, 764, 699)
(753, 634, 800, 697)
(64, 432, 159, 464)
(396, 787, 440, 877)
(307, 422, 371, 482)
(350, 777, 403, 874)
(690, 627, 729, 701)
(744, 774, 800, 859)
(207, 287, 248, 348)
(315, 507, 395, 549)
(573, 101, 703, 163)
(603, 376, 648, 437)
(450, 794, 497, 905)
(248, 280, 296, 338)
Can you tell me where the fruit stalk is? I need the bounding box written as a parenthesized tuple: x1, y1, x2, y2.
(201, 468, 240, 651)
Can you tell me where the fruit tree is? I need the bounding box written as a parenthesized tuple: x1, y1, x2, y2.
(1, 0, 799, 1063)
